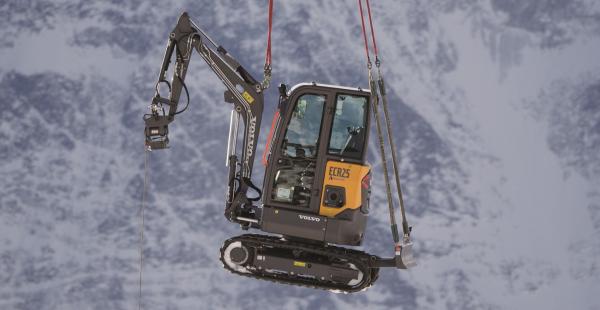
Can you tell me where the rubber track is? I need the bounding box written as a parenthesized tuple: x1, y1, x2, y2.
(219, 234, 380, 293)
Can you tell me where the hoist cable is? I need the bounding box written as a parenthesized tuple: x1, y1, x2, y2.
(357, 0, 371, 65)
(363, 0, 411, 238)
(368, 72, 400, 243)
(138, 147, 150, 310)
(261, 0, 274, 90)
(265, 0, 273, 66)
(358, 0, 399, 242)
(358, 0, 412, 242)
(365, 0, 379, 59)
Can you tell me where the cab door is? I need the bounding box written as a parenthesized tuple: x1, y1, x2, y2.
(318, 92, 371, 218)
(263, 85, 332, 215)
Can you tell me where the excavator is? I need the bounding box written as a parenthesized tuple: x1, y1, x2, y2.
(143, 4, 415, 293)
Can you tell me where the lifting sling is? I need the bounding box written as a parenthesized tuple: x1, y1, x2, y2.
(357, 0, 416, 267)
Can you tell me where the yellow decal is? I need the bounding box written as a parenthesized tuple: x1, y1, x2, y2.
(242, 91, 254, 104)
(320, 161, 370, 217)
(328, 166, 351, 181)
(293, 261, 306, 267)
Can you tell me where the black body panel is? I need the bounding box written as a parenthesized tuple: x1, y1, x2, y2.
(261, 205, 368, 246)
(262, 206, 327, 241)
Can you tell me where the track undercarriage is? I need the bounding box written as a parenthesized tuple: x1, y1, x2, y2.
(220, 234, 380, 293)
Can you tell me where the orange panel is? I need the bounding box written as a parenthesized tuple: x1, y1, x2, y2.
(319, 161, 370, 217)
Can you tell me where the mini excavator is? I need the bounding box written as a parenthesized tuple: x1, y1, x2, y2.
(144, 7, 415, 293)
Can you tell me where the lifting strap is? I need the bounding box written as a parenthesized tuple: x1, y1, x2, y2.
(365, 0, 379, 61)
(367, 0, 410, 239)
(358, 0, 371, 65)
(357, 0, 412, 245)
(261, 0, 274, 90)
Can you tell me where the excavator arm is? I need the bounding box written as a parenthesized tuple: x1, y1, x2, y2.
(144, 12, 264, 223)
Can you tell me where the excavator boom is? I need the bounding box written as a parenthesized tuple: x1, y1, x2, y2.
(144, 12, 265, 225)
(144, 12, 263, 178)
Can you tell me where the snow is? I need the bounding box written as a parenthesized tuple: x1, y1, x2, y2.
(1, 1, 599, 309)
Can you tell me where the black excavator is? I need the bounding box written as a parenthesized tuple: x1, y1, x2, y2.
(144, 7, 415, 293)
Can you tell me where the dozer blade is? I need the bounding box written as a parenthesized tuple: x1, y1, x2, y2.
(398, 241, 417, 269)
(220, 234, 380, 293)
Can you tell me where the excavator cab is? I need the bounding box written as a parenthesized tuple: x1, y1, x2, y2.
(261, 83, 371, 246)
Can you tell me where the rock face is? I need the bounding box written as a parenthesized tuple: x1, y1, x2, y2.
(1, 1, 599, 309)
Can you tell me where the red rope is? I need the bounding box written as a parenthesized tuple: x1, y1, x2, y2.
(265, 0, 274, 66)
(365, 0, 378, 58)
(357, 0, 371, 64)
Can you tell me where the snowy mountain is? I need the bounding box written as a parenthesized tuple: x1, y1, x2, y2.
(1, 1, 599, 309)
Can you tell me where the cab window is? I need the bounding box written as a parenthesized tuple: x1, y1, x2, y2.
(328, 94, 367, 159)
(281, 94, 326, 158)
(271, 94, 326, 207)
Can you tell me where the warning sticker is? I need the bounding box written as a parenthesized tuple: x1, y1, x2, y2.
(242, 91, 254, 104)
(293, 261, 306, 267)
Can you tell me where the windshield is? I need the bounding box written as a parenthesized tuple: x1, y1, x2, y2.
(282, 94, 326, 158)
(328, 94, 367, 159)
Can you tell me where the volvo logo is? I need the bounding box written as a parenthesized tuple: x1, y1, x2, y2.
(298, 214, 320, 222)
(244, 115, 257, 168)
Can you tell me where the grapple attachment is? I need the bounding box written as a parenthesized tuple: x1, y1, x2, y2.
(144, 96, 175, 150)
(144, 114, 170, 150)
